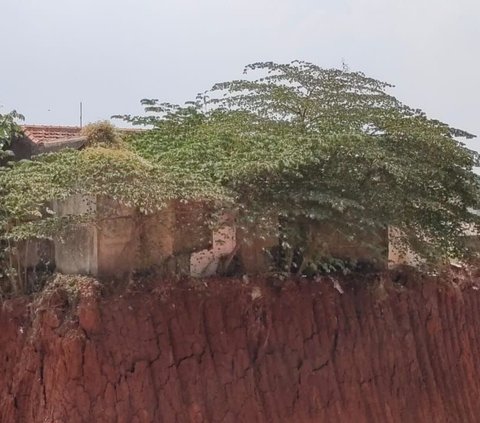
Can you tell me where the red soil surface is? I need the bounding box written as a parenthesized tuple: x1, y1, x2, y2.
(1, 272, 480, 422)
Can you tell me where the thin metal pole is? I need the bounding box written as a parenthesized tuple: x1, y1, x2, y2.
(80, 102, 83, 128)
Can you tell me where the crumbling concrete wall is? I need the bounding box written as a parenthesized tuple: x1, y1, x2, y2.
(53, 195, 98, 275)
(96, 198, 139, 278)
(53, 197, 225, 278)
(50, 196, 432, 278)
(190, 225, 237, 277)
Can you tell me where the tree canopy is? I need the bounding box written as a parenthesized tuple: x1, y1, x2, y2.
(121, 61, 480, 263)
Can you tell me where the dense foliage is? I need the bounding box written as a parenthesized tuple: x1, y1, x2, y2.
(0, 146, 227, 240)
(120, 61, 480, 264)
(1, 61, 479, 290)
(0, 110, 24, 160)
(80, 121, 123, 147)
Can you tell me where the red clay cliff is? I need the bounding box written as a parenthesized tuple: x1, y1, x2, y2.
(1, 272, 480, 422)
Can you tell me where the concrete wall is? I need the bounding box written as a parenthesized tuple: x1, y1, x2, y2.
(52, 197, 393, 278)
(173, 202, 212, 254)
(95, 197, 138, 278)
(140, 209, 175, 266)
(96, 199, 180, 278)
(54, 197, 177, 278)
(53, 197, 223, 278)
(52, 196, 444, 277)
(387, 227, 423, 267)
(237, 228, 277, 275)
(53, 195, 98, 275)
(190, 224, 237, 277)
(305, 222, 388, 268)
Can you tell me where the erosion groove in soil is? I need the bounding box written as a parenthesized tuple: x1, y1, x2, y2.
(1, 273, 479, 422)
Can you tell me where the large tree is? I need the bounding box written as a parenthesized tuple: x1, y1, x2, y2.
(121, 61, 480, 265)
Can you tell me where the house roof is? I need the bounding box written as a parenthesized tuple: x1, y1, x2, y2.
(19, 125, 87, 155)
(18, 124, 145, 157)
(21, 125, 143, 142)
(21, 125, 83, 144)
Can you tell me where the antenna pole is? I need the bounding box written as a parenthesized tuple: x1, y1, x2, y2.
(80, 102, 83, 128)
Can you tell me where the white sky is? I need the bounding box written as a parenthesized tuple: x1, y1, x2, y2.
(1, 0, 479, 150)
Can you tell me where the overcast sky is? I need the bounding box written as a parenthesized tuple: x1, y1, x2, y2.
(1, 0, 479, 149)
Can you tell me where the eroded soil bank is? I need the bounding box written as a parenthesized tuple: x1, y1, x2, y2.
(1, 272, 480, 422)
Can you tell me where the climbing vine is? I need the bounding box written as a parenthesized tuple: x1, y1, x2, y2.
(0, 146, 228, 240)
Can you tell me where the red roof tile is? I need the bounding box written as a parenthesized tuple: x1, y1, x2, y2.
(22, 125, 83, 144)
